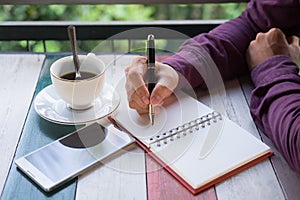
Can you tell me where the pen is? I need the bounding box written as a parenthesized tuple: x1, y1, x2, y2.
(147, 34, 156, 125)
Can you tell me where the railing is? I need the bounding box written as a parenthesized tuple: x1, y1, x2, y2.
(0, 20, 225, 52)
(0, 0, 248, 52)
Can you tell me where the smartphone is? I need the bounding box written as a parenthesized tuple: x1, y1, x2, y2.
(15, 122, 134, 192)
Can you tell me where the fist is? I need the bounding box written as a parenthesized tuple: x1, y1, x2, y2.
(246, 28, 300, 71)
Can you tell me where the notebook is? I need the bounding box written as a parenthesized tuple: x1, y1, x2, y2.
(110, 78, 273, 194)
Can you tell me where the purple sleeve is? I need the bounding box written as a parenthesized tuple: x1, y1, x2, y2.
(163, 0, 300, 89)
(250, 56, 300, 173)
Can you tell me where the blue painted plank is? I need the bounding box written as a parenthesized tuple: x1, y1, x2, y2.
(1, 54, 80, 200)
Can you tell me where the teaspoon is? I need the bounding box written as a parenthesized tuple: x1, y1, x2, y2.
(67, 25, 81, 79)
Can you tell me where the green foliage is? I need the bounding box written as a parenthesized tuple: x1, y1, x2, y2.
(152, 3, 247, 20)
(78, 5, 154, 21)
(0, 4, 154, 21)
(0, 5, 63, 21)
(0, 3, 246, 52)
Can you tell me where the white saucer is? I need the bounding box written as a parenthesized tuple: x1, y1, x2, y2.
(34, 84, 120, 125)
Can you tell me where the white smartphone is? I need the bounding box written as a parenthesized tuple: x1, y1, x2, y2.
(15, 122, 134, 192)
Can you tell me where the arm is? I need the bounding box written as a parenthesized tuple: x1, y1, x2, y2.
(248, 28, 300, 172)
(125, 0, 300, 114)
(251, 57, 300, 172)
(163, 0, 300, 89)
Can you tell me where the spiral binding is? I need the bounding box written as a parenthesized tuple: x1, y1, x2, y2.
(148, 111, 222, 147)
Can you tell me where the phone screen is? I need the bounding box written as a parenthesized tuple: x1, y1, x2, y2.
(17, 123, 133, 187)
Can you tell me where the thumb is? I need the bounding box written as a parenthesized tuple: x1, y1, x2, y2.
(287, 36, 300, 63)
(287, 35, 299, 46)
(287, 36, 300, 53)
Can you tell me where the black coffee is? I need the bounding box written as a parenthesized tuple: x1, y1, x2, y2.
(61, 71, 97, 80)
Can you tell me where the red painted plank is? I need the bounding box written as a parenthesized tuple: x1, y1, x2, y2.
(146, 154, 217, 200)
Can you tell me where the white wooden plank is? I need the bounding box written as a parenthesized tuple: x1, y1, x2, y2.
(0, 54, 44, 195)
(75, 144, 147, 200)
(197, 79, 284, 200)
(239, 76, 300, 200)
(76, 55, 147, 200)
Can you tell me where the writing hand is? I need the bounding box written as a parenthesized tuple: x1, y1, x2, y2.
(246, 28, 300, 71)
(125, 56, 179, 115)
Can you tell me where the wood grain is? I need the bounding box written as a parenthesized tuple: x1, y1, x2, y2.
(239, 76, 300, 200)
(196, 79, 284, 200)
(0, 54, 44, 195)
(1, 54, 298, 200)
(75, 54, 148, 200)
(1, 55, 78, 200)
(146, 154, 217, 200)
(76, 144, 147, 200)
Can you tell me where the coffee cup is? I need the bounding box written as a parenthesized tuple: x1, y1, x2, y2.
(50, 53, 106, 110)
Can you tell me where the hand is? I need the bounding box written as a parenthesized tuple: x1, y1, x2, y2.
(125, 56, 179, 114)
(246, 28, 300, 71)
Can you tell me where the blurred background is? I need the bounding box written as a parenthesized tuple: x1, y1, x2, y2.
(0, 3, 247, 52)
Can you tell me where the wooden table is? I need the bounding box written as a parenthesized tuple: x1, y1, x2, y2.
(1, 53, 300, 200)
